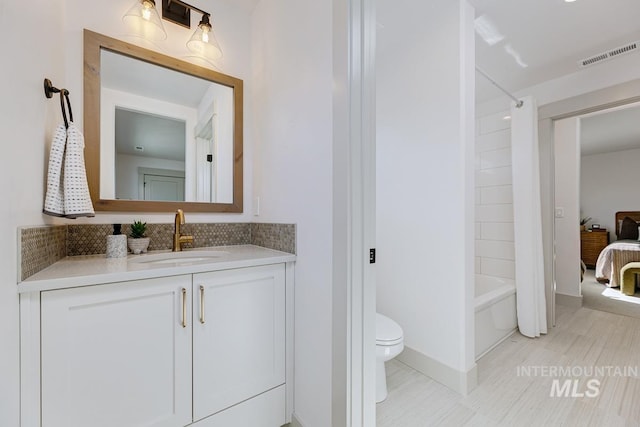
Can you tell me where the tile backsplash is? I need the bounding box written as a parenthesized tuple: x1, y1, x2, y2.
(20, 226, 68, 281)
(66, 223, 253, 256)
(20, 222, 296, 281)
(251, 223, 296, 254)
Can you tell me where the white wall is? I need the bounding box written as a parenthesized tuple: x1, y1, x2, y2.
(0, 1, 66, 425)
(475, 111, 515, 280)
(581, 147, 640, 238)
(251, 1, 333, 425)
(554, 117, 581, 297)
(376, 0, 476, 382)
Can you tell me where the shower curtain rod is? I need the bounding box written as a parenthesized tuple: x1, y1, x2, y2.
(475, 66, 524, 108)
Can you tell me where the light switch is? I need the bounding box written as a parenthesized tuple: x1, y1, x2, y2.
(555, 207, 564, 218)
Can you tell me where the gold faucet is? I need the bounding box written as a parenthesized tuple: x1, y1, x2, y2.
(173, 209, 194, 252)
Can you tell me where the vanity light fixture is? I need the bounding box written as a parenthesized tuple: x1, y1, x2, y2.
(123, 0, 167, 41)
(162, 0, 223, 61)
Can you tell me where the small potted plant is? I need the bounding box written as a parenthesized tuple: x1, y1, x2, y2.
(580, 216, 591, 232)
(128, 220, 150, 254)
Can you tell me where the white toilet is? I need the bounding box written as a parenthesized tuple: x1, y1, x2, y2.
(376, 313, 404, 403)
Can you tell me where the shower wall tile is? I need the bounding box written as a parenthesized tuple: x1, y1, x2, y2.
(480, 222, 515, 242)
(476, 128, 510, 152)
(480, 147, 512, 170)
(476, 112, 515, 282)
(476, 166, 512, 187)
(475, 204, 514, 223)
(478, 111, 511, 135)
(475, 236, 515, 261)
(480, 185, 513, 205)
(480, 258, 516, 280)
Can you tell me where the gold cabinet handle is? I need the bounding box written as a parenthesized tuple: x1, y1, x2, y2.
(199, 285, 205, 324)
(181, 288, 187, 328)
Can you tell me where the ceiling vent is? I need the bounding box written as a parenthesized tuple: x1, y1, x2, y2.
(579, 41, 638, 68)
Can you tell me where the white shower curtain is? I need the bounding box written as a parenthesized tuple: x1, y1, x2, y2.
(511, 96, 547, 338)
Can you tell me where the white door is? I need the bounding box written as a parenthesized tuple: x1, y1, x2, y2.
(144, 174, 185, 201)
(41, 276, 192, 427)
(192, 264, 286, 422)
(195, 136, 214, 202)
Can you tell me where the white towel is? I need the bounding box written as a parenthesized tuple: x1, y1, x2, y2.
(43, 125, 67, 217)
(43, 123, 95, 218)
(63, 123, 95, 218)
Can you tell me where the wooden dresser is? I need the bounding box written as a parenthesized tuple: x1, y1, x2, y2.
(580, 230, 609, 268)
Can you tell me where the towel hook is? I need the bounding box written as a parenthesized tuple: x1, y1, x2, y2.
(59, 91, 69, 129)
(44, 78, 73, 129)
(44, 78, 60, 98)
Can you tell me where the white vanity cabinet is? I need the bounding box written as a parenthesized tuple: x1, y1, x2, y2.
(193, 265, 286, 421)
(21, 258, 293, 427)
(40, 275, 193, 427)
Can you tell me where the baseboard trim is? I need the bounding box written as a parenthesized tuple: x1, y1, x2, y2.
(290, 413, 304, 427)
(396, 346, 478, 395)
(556, 292, 583, 308)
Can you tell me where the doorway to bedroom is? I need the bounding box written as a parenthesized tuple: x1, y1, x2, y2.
(554, 100, 640, 319)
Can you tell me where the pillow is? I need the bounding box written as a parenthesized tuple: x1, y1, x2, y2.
(619, 216, 639, 240)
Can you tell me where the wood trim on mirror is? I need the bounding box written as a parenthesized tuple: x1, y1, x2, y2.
(84, 29, 243, 213)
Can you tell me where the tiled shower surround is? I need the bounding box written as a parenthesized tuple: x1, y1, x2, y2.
(20, 223, 296, 281)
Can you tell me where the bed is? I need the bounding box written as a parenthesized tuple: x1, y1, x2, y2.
(594, 211, 640, 287)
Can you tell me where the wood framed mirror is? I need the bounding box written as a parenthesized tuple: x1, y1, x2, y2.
(84, 29, 243, 212)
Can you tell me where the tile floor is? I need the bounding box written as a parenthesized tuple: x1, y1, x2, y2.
(376, 304, 640, 426)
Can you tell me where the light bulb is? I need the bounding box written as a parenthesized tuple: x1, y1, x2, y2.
(123, 0, 167, 41)
(142, 1, 153, 20)
(202, 30, 210, 43)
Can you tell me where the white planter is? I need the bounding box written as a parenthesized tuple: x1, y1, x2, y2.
(127, 237, 150, 254)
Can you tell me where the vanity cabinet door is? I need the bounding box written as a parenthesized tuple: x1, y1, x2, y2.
(40, 275, 193, 427)
(192, 264, 286, 422)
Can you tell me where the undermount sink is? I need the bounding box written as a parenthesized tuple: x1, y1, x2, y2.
(129, 250, 229, 266)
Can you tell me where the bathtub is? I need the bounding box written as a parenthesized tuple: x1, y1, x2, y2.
(475, 274, 517, 359)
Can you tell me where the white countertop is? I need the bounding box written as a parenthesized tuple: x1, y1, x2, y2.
(19, 245, 296, 293)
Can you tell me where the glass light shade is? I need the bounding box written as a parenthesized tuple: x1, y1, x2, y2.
(123, 0, 167, 41)
(182, 54, 222, 71)
(186, 20, 223, 61)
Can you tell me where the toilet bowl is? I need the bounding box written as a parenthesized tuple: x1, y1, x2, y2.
(376, 313, 404, 403)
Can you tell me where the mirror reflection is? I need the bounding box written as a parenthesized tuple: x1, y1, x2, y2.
(100, 49, 234, 204)
(115, 108, 186, 201)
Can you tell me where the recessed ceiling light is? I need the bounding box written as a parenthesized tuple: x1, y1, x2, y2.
(565, 0, 577, 3)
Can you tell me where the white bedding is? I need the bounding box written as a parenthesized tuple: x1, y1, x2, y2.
(595, 240, 640, 287)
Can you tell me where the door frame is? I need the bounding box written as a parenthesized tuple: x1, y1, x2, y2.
(332, 0, 377, 425)
(538, 78, 640, 326)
